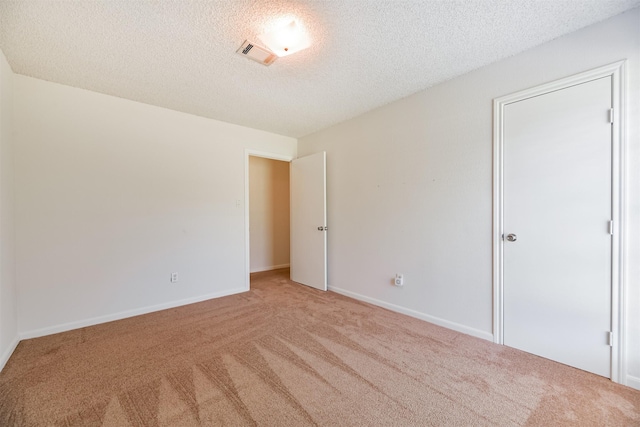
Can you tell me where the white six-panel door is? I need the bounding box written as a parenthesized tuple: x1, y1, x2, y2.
(290, 152, 327, 291)
(502, 76, 612, 377)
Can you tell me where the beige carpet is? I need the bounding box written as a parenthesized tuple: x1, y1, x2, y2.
(0, 269, 638, 426)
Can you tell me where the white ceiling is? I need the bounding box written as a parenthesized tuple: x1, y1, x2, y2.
(1, 1, 638, 138)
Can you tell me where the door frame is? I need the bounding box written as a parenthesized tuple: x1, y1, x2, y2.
(492, 61, 627, 383)
(244, 150, 294, 290)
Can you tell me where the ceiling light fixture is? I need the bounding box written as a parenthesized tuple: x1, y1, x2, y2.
(258, 20, 310, 57)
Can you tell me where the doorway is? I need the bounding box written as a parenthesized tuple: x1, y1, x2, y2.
(493, 61, 626, 383)
(244, 150, 328, 292)
(247, 155, 291, 287)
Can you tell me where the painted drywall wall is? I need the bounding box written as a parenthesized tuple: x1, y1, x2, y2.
(249, 156, 290, 273)
(14, 76, 296, 336)
(299, 9, 640, 386)
(0, 49, 17, 369)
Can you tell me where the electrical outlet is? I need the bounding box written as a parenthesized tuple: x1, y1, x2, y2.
(394, 274, 404, 287)
(171, 272, 178, 283)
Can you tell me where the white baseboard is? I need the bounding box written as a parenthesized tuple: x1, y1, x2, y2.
(328, 286, 494, 342)
(0, 336, 19, 372)
(250, 264, 290, 273)
(627, 375, 640, 390)
(19, 286, 247, 340)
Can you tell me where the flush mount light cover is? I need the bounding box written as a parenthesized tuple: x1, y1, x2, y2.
(258, 20, 310, 57)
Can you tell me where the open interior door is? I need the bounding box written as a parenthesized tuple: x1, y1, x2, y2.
(290, 152, 327, 291)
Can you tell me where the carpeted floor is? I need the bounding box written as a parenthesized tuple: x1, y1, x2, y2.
(0, 268, 638, 426)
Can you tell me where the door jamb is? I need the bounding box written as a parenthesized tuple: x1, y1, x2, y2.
(244, 150, 294, 290)
(492, 61, 627, 384)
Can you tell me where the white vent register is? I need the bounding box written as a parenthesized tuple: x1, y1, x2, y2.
(236, 40, 277, 66)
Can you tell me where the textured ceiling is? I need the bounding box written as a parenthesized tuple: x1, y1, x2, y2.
(1, 1, 638, 137)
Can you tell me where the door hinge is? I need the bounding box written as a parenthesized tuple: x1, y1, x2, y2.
(608, 331, 614, 347)
(608, 108, 614, 124)
(608, 220, 614, 235)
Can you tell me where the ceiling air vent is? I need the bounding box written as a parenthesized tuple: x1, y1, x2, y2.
(236, 40, 277, 66)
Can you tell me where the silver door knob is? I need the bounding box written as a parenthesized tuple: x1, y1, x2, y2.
(506, 233, 517, 242)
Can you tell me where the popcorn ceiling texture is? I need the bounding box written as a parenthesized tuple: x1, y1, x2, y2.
(0, 0, 638, 137)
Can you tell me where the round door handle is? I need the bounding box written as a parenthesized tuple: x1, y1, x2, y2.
(506, 233, 517, 242)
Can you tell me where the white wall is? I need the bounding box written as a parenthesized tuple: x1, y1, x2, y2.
(0, 49, 17, 369)
(299, 9, 640, 387)
(249, 156, 290, 273)
(14, 76, 296, 336)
